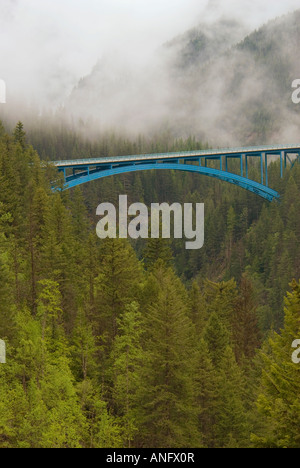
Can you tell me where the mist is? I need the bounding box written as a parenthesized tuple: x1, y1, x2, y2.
(1, 0, 300, 146)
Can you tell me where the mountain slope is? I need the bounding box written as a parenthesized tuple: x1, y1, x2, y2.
(64, 10, 300, 146)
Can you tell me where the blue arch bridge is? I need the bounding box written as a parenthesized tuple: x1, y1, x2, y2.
(51, 145, 300, 202)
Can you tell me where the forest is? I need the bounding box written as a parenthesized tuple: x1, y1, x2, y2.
(0, 121, 299, 448)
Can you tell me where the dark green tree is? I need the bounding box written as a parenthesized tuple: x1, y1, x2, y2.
(252, 280, 300, 448)
(136, 263, 201, 448)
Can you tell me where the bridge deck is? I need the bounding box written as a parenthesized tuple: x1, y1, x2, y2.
(50, 144, 300, 201)
(51, 144, 300, 167)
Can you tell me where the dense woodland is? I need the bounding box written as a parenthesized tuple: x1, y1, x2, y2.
(0, 121, 299, 448)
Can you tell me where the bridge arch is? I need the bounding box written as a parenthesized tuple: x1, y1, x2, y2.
(62, 163, 279, 202)
(52, 145, 300, 201)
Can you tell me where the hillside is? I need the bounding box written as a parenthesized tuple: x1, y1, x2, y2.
(64, 10, 300, 145)
(0, 6, 300, 449)
(0, 121, 299, 448)
(173, 10, 300, 145)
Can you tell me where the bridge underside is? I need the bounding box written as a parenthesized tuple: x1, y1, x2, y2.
(61, 163, 280, 202)
(52, 146, 300, 201)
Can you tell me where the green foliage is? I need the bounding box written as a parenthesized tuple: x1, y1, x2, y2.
(0, 120, 298, 448)
(252, 281, 300, 448)
(135, 263, 201, 448)
(13, 122, 27, 150)
(110, 302, 145, 447)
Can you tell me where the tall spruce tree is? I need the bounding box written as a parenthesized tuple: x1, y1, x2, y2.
(95, 238, 144, 347)
(110, 301, 145, 447)
(252, 280, 300, 448)
(136, 263, 201, 448)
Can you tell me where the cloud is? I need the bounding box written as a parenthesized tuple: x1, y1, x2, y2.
(0, 0, 207, 108)
(0, 0, 299, 132)
(202, 0, 300, 26)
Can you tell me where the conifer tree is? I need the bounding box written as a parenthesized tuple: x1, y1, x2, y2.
(136, 263, 201, 448)
(189, 281, 207, 335)
(71, 307, 97, 381)
(110, 302, 145, 447)
(77, 379, 122, 448)
(232, 274, 261, 363)
(214, 346, 249, 448)
(13, 122, 27, 149)
(253, 281, 300, 448)
(195, 339, 218, 447)
(204, 279, 238, 333)
(143, 238, 173, 269)
(203, 312, 230, 368)
(95, 238, 143, 346)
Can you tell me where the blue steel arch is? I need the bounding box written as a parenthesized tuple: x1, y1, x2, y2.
(63, 164, 278, 202)
(52, 145, 300, 202)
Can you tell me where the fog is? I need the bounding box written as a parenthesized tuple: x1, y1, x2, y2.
(0, 0, 300, 145)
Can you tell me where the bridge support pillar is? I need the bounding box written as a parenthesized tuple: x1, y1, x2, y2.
(265, 153, 268, 187)
(261, 153, 264, 185)
(280, 151, 284, 178)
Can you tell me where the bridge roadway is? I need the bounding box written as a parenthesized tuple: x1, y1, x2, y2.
(51, 144, 300, 201)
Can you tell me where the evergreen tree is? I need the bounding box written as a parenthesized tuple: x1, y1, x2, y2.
(71, 307, 97, 381)
(232, 274, 261, 364)
(13, 122, 27, 149)
(214, 346, 249, 448)
(204, 279, 238, 334)
(189, 281, 207, 335)
(110, 302, 145, 447)
(77, 379, 122, 448)
(194, 339, 218, 447)
(95, 238, 143, 347)
(203, 312, 230, 368)
(252, 281, 300, 448)
(136, 263, 201, 448)
(143, 238, 173, 269)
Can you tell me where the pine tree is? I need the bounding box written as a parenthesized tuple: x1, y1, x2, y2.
(143, 238, 173, 269)
(77, 379, 122, 448)
(110, 302, 145, 447)
(39, 193, 79, 329)
(204, 279, 238, 334)
(214, 346, 249, 448)
(203, 311, 250, 447)
(136, 263, 201, 448)
(95, 238, 143, 346)
(252, 280, 300, 448)
(189, 281, 207, 335)
(0, 222, 15, 340)
(13, 122, 27, 149)
(194, 339, 218, 447)
(226, 205, 236, 263)
(203, 312, 230, 368)
(232, 274, 261, 364)
(71, 307, 97, 381)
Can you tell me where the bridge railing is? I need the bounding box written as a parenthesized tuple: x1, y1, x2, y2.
(49, 145, 300, 201)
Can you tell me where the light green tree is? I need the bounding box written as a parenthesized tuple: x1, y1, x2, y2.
(252, 280, 300, 448)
